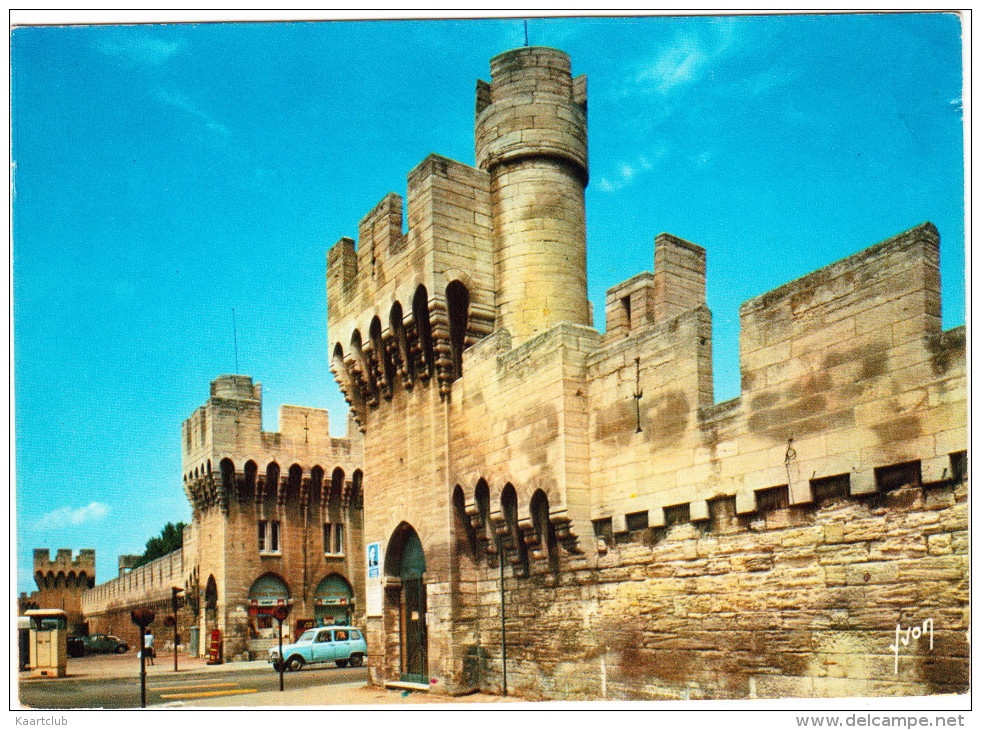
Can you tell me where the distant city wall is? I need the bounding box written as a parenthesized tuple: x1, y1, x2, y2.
(82, 549, 192, 647)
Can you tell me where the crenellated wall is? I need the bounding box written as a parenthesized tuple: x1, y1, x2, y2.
(81, 549, 188, 646)
(584, 222, 965, 540)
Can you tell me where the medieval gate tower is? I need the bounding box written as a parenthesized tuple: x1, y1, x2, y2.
(328, 45, 967, 699)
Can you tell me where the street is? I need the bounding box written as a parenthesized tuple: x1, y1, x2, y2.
(18, 658, 368, 709)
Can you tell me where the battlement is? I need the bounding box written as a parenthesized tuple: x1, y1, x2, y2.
(327, 154, 497, 420)
(33, 548, 96, 595)
(82, 548, 186, 617)
(739, 222, 942, 393)
(605, 232, 707, 342)
(475, 46, 588, 183)
(182, 375, 363, 515)
(327, 154, 494, 312)
(118, 554, 140, 577)
(210, 374, 261, 401)
(33, 548, 96, 575)
(588, 221, 965, 535)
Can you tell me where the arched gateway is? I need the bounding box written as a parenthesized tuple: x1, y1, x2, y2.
(385, 523, 427, 683)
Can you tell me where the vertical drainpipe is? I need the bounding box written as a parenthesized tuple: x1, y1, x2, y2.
(499, 536, 507, 697)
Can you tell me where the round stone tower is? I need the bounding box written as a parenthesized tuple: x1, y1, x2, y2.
(475, 46, 590, 345)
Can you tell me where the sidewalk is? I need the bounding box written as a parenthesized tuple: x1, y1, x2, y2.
(174, 681, 526, 707)
(19, 651, 268, 683)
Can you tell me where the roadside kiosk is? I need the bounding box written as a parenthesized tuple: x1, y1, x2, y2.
(24, 609, 69, 678)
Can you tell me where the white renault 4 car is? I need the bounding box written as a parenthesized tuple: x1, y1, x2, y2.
(268, 626, 367, 671)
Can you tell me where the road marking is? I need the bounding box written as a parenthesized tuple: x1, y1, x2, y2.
(158, 688, 258, 699)
(149, 682, 240, 691)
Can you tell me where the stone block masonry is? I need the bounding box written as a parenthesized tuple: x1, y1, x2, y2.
(461, 476, 968, 700)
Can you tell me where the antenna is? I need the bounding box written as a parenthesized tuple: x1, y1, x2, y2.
(232, 307, 240, 374)
(524, 18, 529, 46)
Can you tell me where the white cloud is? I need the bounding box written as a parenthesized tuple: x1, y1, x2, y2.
(95, 33, 184, 66)
(626, 18, 745, 96)
(597, 148, 666, 193)
(156, 89, 230, 138)
(35, 502, 110, 531)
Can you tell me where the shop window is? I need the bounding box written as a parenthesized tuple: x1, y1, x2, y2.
(259, 520, 280, 554)
(324, 523, 344, 556)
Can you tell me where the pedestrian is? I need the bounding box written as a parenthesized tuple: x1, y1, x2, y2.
(144, 631, 155, 665)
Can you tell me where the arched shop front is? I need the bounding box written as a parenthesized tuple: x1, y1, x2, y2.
(247, 573, 291, 653)
(314, 574, 354, 626)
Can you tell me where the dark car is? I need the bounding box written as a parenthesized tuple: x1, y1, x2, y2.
(67, 635, 85, 658)
(82, 634, 129, 654)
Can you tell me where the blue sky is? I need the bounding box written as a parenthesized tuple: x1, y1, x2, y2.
(11, 14, 964, 593)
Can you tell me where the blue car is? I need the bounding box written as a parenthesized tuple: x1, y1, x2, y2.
(268, 626, 367, 671)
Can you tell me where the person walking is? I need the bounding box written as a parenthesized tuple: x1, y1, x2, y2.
(144, 630, 155, 665)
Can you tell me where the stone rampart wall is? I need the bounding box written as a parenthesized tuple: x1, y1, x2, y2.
(456, 475, 968, 700)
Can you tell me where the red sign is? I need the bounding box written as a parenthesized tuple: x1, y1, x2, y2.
(207, 629, 222, 664)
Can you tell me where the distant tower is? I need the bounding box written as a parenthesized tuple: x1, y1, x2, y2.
(30, 548, 95, 631)
(475, 46, 591, 345)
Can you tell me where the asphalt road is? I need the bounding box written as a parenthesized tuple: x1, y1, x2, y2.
(18, 664, 369, 709)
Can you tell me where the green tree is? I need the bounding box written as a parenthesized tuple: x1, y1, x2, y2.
(132, 521, 186, 568)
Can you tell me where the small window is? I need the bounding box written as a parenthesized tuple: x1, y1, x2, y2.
(259, 520, 280, 553)
(351, 630, 362, 640)
(324, 523, 344, 556)
(621, 295, 632, 327)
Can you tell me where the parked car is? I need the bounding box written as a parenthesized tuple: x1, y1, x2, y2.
(82, 634, 129, 654)
(268, 626, 366, 671)
(67, 635, 85, 658)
